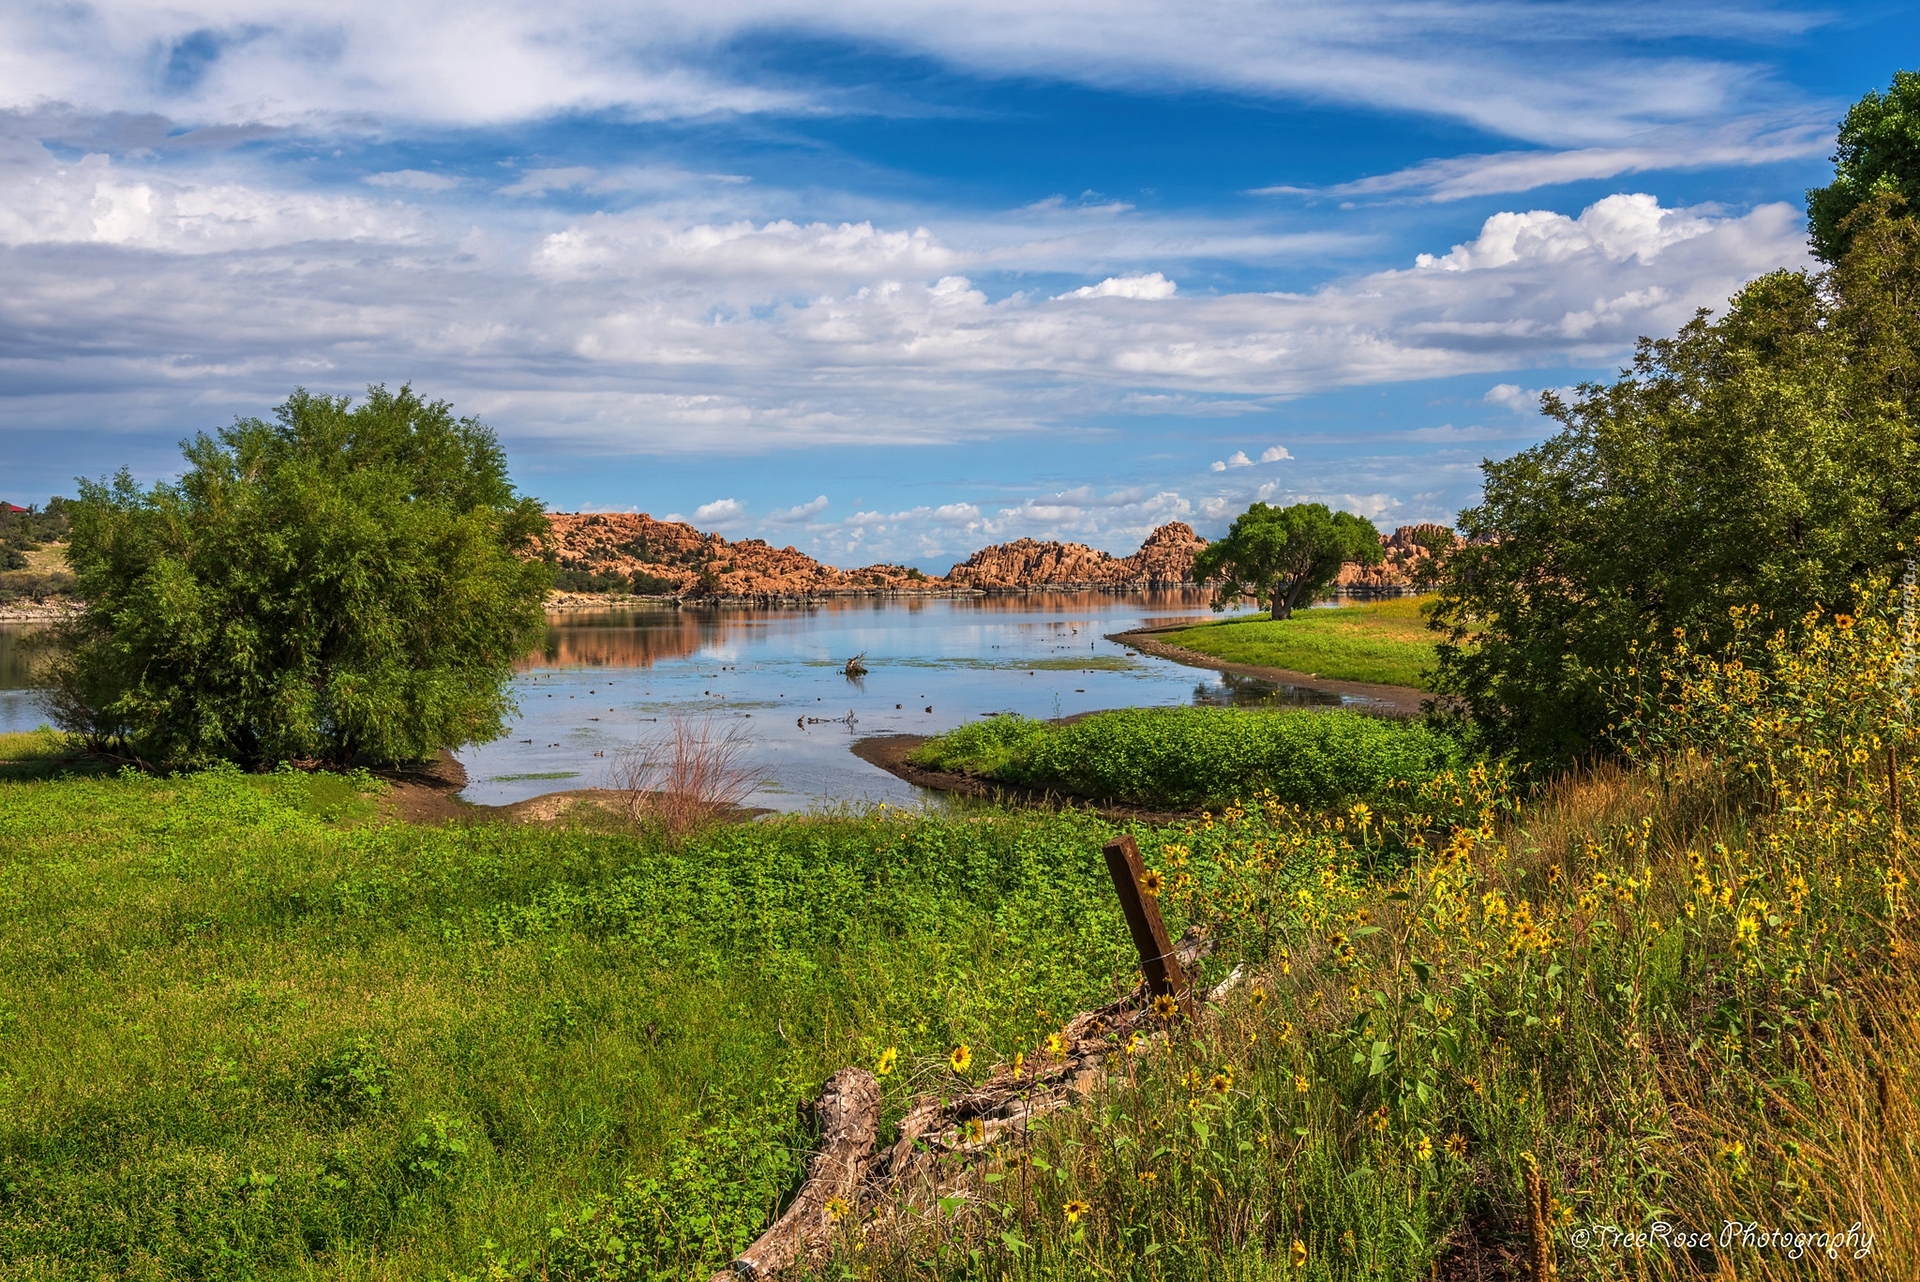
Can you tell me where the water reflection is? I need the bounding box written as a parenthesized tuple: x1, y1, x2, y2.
(0, 626, 52, 734)
(462, 591, 1386, 811)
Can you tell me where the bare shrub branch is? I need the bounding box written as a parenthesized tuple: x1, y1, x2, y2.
(609, 716, 759, 837)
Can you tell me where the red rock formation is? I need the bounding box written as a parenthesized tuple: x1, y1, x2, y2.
(543, 512, 930, 598)
(541, 514, 1211, 599)
(944, 522, 1207, 589)
(1335, 524, 1459, 592)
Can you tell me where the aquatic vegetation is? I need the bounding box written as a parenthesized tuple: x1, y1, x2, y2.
(909, 705, 1460, 811)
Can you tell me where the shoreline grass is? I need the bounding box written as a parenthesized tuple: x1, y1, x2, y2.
(1153, 595, 1443, 689)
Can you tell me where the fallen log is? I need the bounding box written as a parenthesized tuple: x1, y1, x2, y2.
(712, 1067, 882, 1281)
(713, 928, 1230, 1279)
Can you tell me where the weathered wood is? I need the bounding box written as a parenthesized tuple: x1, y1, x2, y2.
(1101, 833, 1194, 1016)
(714, 1067, 881, 1281)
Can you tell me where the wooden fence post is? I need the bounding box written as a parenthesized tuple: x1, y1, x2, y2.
(1102, 834, 1195, 1017)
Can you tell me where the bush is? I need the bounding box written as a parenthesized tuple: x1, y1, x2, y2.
(50, 385, 550, 766)
(912, 707, 1457, 810)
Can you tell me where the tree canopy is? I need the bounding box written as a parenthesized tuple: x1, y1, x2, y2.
(53, 385, 551, 767)
(1808, 69, 1920, 263)
(1192, 502, 1383, 620)
(1430, 197, 1920, 767)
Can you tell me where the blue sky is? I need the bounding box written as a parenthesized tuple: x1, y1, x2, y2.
(1, 1, 1913, 569)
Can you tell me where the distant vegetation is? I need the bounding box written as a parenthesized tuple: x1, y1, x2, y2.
(908, 705, 1457, 810)
(1155, 596, 1441, 689)
(0, 498, 74, 604)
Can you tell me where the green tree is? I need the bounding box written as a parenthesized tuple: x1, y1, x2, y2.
(1430, 198, 1920, 767)
(1808, 69, 1920, 263)
(52, 385, 550, 767)
(1192, 502, 1383, 620)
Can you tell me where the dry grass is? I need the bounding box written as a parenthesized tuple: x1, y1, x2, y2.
(609, 716, 760, 837)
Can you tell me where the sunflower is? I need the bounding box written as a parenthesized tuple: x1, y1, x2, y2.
(1046, 1032, 1067, 1057)
(1136, 1170, 1157, 1184)
(1139, 868, 1165, 896)
(1249, 986, 1267, 1008)
(1208, 1071, 1232, 1095)
(1124, 1032, 1145, 1055)
(825, 1195, 851, 1222)
(949, 1044, 972, 1073)
(962, 1118, 986, 1144)
(1414, 1133, 1434, 1162)
(1152, 993, 1179, 1018)
(874, 1046, 898, 1077)
(1293, 1073, 1310, 1094)
(1445, 1132, 1468, 1160)
(1063, 1199, 1090, 1223)
(1290, 1239, 1307, 1268)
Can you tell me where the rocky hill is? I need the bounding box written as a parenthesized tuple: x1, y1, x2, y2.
(543, 513, 932, 600)
(944, 522, 1207, 590)
(541, 514, 1210, 601)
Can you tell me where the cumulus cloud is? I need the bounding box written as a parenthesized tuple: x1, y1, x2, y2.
(692, 497, 747, 522)
(767, 494, 830, 523)
(1259, 445, 1290, 462)
(1209, 450, 1254, 471)
(1056, 272, 1177, 300)
(0, 127, 1809, 458)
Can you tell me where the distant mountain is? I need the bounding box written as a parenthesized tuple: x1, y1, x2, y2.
(541, 513, 1209, 600)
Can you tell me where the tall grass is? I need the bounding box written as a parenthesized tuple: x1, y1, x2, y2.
(835, 592, 1918, 1280)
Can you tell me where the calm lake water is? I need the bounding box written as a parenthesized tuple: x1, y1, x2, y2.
(0, 592, 1396, 811)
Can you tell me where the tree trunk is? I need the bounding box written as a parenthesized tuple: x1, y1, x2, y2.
(1270, 578, 1292, 620)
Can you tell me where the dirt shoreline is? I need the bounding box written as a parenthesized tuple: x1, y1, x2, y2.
(1106, 624, 1433, 717)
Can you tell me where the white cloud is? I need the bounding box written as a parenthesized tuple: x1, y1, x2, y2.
(1259, 445, 1290, 462)
(364, 168, 463, 191)
(0, 132, 1810, 457)
(498, 167, 601, 197)
(0, 0, 1821, 153)
(1213, 450, 1253, 469)
(767, 494, 830, 523)
(1057, 272, 1177, 300)
(692, 497, 746, 522)
(1264, 119, 1830, 203)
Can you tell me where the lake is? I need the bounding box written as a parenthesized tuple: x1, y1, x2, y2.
(0, 592, 1396, 810)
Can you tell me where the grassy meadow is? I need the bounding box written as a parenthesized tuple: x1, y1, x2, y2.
(0, 597, 1913, 1280)
(908, 706, 1458, 811)
(1154, 596, 1442, 689)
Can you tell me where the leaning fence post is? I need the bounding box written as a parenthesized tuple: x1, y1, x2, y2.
(1102, 834, 1195, 1017)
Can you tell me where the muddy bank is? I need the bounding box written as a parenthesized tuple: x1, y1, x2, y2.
(850, 733, 1190, 824)
(1106, 626, 1433, 717)
(374, 750, 771, 827)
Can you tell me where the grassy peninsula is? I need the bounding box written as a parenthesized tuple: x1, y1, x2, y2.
(1152, 596, 1441, 689)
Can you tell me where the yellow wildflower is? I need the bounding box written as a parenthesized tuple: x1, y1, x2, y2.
(874, 1047, 898, 1076)
(1290, 1238, 1307, 1268)
(949, 1044, 972, 1073)
(1063, 1199, 1089, 1223)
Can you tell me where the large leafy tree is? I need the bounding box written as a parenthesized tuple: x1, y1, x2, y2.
(1808, 69, 1920, 263)
(53, 385, 551, 767)
(1192, 502, 1383, 620)
(1430, 196, 1920, 768)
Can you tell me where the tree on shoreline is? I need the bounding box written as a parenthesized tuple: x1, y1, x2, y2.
(51, 385, 550, 768)
(1193, 502, 1383, 620)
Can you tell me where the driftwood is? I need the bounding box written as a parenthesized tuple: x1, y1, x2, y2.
(712, 929, 1237, 1280)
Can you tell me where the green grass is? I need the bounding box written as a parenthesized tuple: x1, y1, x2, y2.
(907, 706, 1458, 811)
(0, 759, 1238, 1279)
(1154, 596, 1443, 689)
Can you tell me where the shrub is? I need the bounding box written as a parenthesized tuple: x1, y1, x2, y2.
(50, 385, 550, 767)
